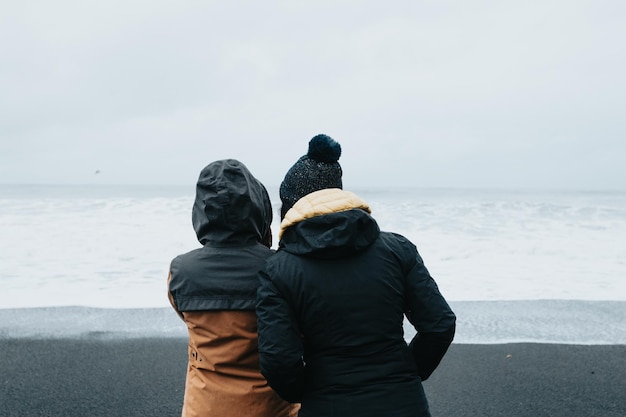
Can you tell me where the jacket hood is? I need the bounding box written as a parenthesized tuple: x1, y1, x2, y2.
(192, 159, 272, 246)
(279, 189, 379, 258)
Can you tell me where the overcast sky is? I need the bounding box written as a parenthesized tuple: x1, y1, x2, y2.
(1, 1, 624, 189)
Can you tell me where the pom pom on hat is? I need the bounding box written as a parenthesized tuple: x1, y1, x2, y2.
(308, 134, 341, 163)
(279, 134, 343, 219)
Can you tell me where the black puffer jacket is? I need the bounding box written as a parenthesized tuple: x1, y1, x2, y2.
(256, 189, 456, 417)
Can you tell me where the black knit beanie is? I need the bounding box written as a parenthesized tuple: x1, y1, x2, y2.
(279, 134, 342, 219)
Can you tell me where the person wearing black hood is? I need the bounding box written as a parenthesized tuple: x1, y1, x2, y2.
(256, 135, 456, 417)
(167, 159, 298, 417)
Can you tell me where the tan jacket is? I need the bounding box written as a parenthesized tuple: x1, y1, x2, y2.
(169, 278, 299, 417)
(168, 159, 299, 416)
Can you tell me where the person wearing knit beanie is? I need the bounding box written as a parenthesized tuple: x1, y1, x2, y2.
(279, 134, 342, 219)
(256, 136, 455, 416)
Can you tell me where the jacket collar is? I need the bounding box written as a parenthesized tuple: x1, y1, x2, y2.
(279, 188, 371, 239)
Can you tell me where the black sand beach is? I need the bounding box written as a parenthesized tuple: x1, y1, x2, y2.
(1, 338, 624, 417)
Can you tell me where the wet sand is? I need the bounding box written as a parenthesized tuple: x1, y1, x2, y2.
(0, 338, 624, 417)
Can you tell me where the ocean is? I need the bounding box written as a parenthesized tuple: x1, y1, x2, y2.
(1, 184, 625, 344)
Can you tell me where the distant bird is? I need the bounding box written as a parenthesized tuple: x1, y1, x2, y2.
(95, 170, 100, 175)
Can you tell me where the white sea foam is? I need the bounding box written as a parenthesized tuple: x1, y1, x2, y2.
(360, 188, 626, 303)
(1, 185, 625, 309)
(1, 185, 625, 343)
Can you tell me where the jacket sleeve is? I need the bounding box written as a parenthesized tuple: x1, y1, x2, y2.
(167, 268, 184, 321)
(403, 248, 456, 381)
(256, 267, 305, 402)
